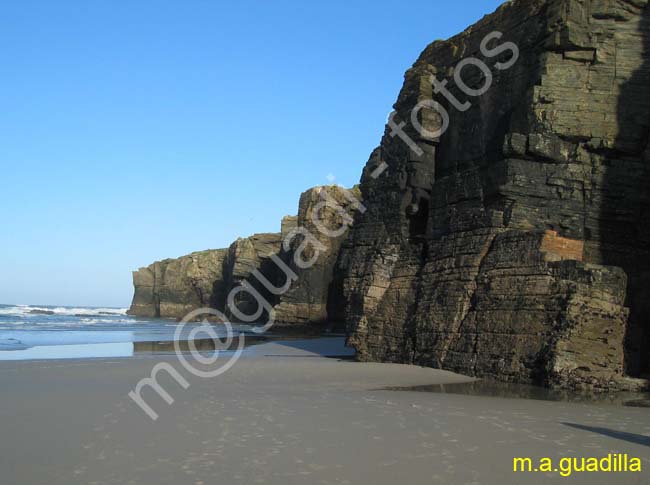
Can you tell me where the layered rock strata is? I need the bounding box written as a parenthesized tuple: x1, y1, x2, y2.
(129, 0, 650, 389)
(221, 233, 283, 322)
(128, 234, 283, 321)
(127, 249, 228, 319)
(128, 186, 357, 324)
(332, 0, 650, 389)
(273, 185, 362, 324)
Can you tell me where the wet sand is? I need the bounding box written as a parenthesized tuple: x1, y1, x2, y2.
(1, 338, 649, 484)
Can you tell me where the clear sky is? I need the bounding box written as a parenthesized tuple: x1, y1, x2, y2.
(0, 0, 505, 307)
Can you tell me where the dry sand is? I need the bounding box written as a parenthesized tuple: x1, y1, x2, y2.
(0, 337, 648, 484)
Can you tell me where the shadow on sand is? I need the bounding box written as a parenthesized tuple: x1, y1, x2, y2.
(562, 423, 650, 448)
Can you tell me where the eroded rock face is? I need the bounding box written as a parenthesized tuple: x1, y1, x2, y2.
(333, 0, 650, 389)
(128, 186, 359, 324)
(274, 185, 362, 324)
(221, 233, 283, 322)
(127, 249, 228, 319)
(128, 0, 649, 390)
(127, 233, 283, 321)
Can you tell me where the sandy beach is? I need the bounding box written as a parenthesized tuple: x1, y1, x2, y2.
(0, 337, 648, 484)
(4, 0, 650, 484)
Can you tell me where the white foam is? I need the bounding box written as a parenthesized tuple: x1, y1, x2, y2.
(79, 318, 135, 325)
(0, 305, 128, 317)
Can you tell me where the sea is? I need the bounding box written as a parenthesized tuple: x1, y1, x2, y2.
(0, 303, 251, 361)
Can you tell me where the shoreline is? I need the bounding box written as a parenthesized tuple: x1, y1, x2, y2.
(0, 306, 345, 360)
(1, 338, 649, 484)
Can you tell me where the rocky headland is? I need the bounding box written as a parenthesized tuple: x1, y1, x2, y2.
(128, 185, 359, 327)
(129, 0, 650, 390)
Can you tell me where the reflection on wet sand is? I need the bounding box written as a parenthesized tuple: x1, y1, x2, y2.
(133, 335, 269, 354)
(133, 332, 341, 355)
(383, 379, 650, 408)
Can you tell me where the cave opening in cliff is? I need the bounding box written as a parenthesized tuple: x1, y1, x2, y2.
(408, 197, 429, 238)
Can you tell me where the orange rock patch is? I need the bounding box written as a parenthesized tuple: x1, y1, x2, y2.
(541, 230, 585, 262)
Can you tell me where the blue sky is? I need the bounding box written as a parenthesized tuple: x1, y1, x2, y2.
(0, 0, 504, 307)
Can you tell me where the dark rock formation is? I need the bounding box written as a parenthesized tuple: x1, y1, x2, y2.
(127, 233, 282, 321)
(274, 186, 362, 324)
(332, 0, 650, 389)
(129, 0, 649, 390)
(221, 233, 283, 322)
(128, 186, 357, 324)
(28, 310, 55, 315)
(127, 249, 228, 319)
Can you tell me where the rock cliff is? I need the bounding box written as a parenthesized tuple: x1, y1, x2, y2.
(221, 233, 283, 322)
(128, 186, 356, 324)
(273, 185, 362, 324)
(333, 0, 650, 389)
(127, 249, 228, 319)
(129, 0, 650, 389)
(128, 234, 282, 321)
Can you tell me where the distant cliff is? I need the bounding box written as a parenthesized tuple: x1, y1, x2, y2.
(130, 0, 650, 390)
(128, 249, 228, 319)
(128, 185, 358, 324)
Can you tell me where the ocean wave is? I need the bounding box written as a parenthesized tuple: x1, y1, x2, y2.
(79, 318, 136, 325)
(0, 319, 137, 330)
(0, 305, 128, 317)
